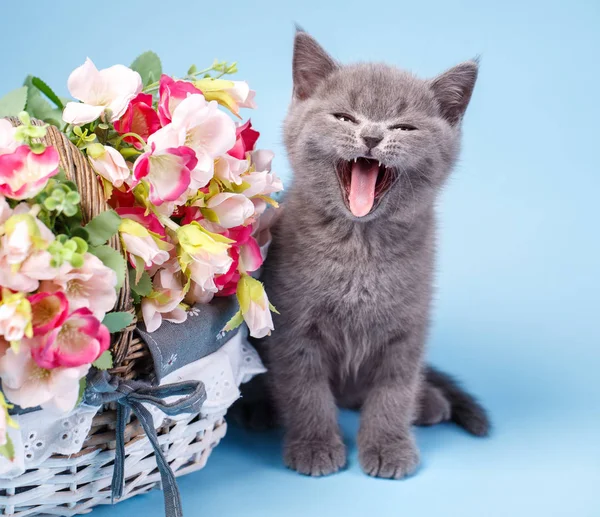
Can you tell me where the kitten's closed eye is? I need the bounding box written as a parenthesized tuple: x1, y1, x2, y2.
(389, 123, 418, 131)
(333, 113, 358, 124)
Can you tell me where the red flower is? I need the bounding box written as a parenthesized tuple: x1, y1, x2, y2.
(228, 120, 260, 160)
(114, 93, 161, 149)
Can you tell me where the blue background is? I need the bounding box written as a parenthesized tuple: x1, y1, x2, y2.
(1, 0, 599, 515)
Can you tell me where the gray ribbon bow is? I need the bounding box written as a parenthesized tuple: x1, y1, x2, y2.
(84, 370, 207, 517)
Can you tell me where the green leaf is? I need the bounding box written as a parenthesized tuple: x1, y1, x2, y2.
(0, 434, 15, 460)
(76, 377, 86, 407)
(84, 210, 121, 246)
(223, 310, 243, 333)
(31, 77, 64, 110)
(201, 208, 219, 223)
(102, 311, 134, 333)
(89, 244, 126, 290)
(92, 350, 113, 370)
(131, 51, 162, 87)
(0, 86, 28, 117)
(129, 268, 152, 297)
(23, 77, 63, 128)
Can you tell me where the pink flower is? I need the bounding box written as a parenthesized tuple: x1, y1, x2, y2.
(0, 341, 89, 413)
(214, 154, 249, 185)
(228, 120, 260, 160)
(0, 292, 32, 343)
(214, 247, 240, 297)
(39, 253, 117, 321)
(29, 308, 110, 369)
(176, 222, 233, 293)
(132, 143, 197, 205)
(29, 292, 69, 336)
(116, 207, 166, 236)
(206, 193, 255, 229)
(0, 250, 57, 293)
(184, 281, 215, 305)
(0, 208, 59, 292)
(158, 75, 202, 126)
(63, 58, 142, 125)
(214, 225, 263, 297)
(233, 275, 274, 338)
(149, 94, 236, 190)
(119, 218, 173, 270)
(241, 170, 284, 199)
(141, 266, 187, 333)
(251, 149, 275, 173)
(0, 145, 59, 200)
(226, 81, 257, 111)
(227, 225, 263, 272)
(241, 149, 283, 198)
(87, 144, 131, 187)
(114, 93, 161, 149)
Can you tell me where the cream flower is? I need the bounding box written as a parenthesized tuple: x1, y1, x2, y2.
(62, 58, 142, 125)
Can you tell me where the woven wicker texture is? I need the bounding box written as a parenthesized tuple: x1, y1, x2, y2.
(0, 413, 227, 516)
(0, 118, 221, 516)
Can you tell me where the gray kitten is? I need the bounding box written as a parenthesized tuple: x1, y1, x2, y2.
(232, 30, 489, 478)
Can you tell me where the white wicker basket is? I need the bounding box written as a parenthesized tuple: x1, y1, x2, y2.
(1, 413, 226, 516)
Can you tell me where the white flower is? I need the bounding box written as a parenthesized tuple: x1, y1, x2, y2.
(214, 154, 249, 185)
(206, 193, 255, 229)
(63, 58, 142, 125)
(0, 119, 18, 156)
(141, 267, 187, 333)
(226, 81, 257, 109)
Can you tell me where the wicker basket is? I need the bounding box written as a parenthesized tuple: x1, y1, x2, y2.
(0, 119, 228, 516)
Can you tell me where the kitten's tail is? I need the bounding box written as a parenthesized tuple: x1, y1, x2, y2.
(425, 365, 491, 437)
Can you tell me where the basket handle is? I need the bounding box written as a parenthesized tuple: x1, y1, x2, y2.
(5, 117, 135, 365)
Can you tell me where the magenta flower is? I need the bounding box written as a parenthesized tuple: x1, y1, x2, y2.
(0, 145, 60, 200)
(158, 75, 202, 126)
(228, 120, 260, 160)
(29, 291, 69, 336)
(132, 143, 197, 205)
(30, 307, 110, 369)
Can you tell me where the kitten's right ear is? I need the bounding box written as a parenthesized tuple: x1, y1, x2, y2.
(292, 29, 338, 100)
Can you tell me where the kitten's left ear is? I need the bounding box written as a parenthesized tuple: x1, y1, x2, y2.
(430, 59, 479, 125)
(292, 29, 338, 100)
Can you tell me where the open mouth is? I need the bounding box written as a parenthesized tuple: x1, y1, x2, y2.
(335, 157, 395, 217)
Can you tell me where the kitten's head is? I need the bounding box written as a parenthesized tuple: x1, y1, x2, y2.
(284, 30, 478, 221)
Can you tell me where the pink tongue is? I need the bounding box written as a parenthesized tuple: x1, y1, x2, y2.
(349, 160, 379, 217)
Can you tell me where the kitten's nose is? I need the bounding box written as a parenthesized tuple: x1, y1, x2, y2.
(362, 135, 383, 149)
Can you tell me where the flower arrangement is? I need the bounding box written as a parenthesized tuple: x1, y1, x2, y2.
(0, 52, 282, 460)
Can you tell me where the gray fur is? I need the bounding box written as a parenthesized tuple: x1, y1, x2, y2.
(234, 30, 489, 478)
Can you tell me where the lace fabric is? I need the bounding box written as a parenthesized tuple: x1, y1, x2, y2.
(0, 328, 265, 479)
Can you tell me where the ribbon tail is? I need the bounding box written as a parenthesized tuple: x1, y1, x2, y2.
(130, 401, 183, 517)
(112, 403, 130, 502)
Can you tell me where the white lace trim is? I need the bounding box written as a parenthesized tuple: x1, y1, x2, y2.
(0, 329, 265, 479)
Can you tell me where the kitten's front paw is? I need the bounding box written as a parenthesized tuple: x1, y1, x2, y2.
(359, 436, 420, 479)
(284, 436, 347, 476)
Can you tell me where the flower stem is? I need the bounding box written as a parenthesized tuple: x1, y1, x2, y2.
(158, 214, 180, 232)
(115, 132, 147, 150)
(142, 64, 222, 93)
(29, 204, 42, 218)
